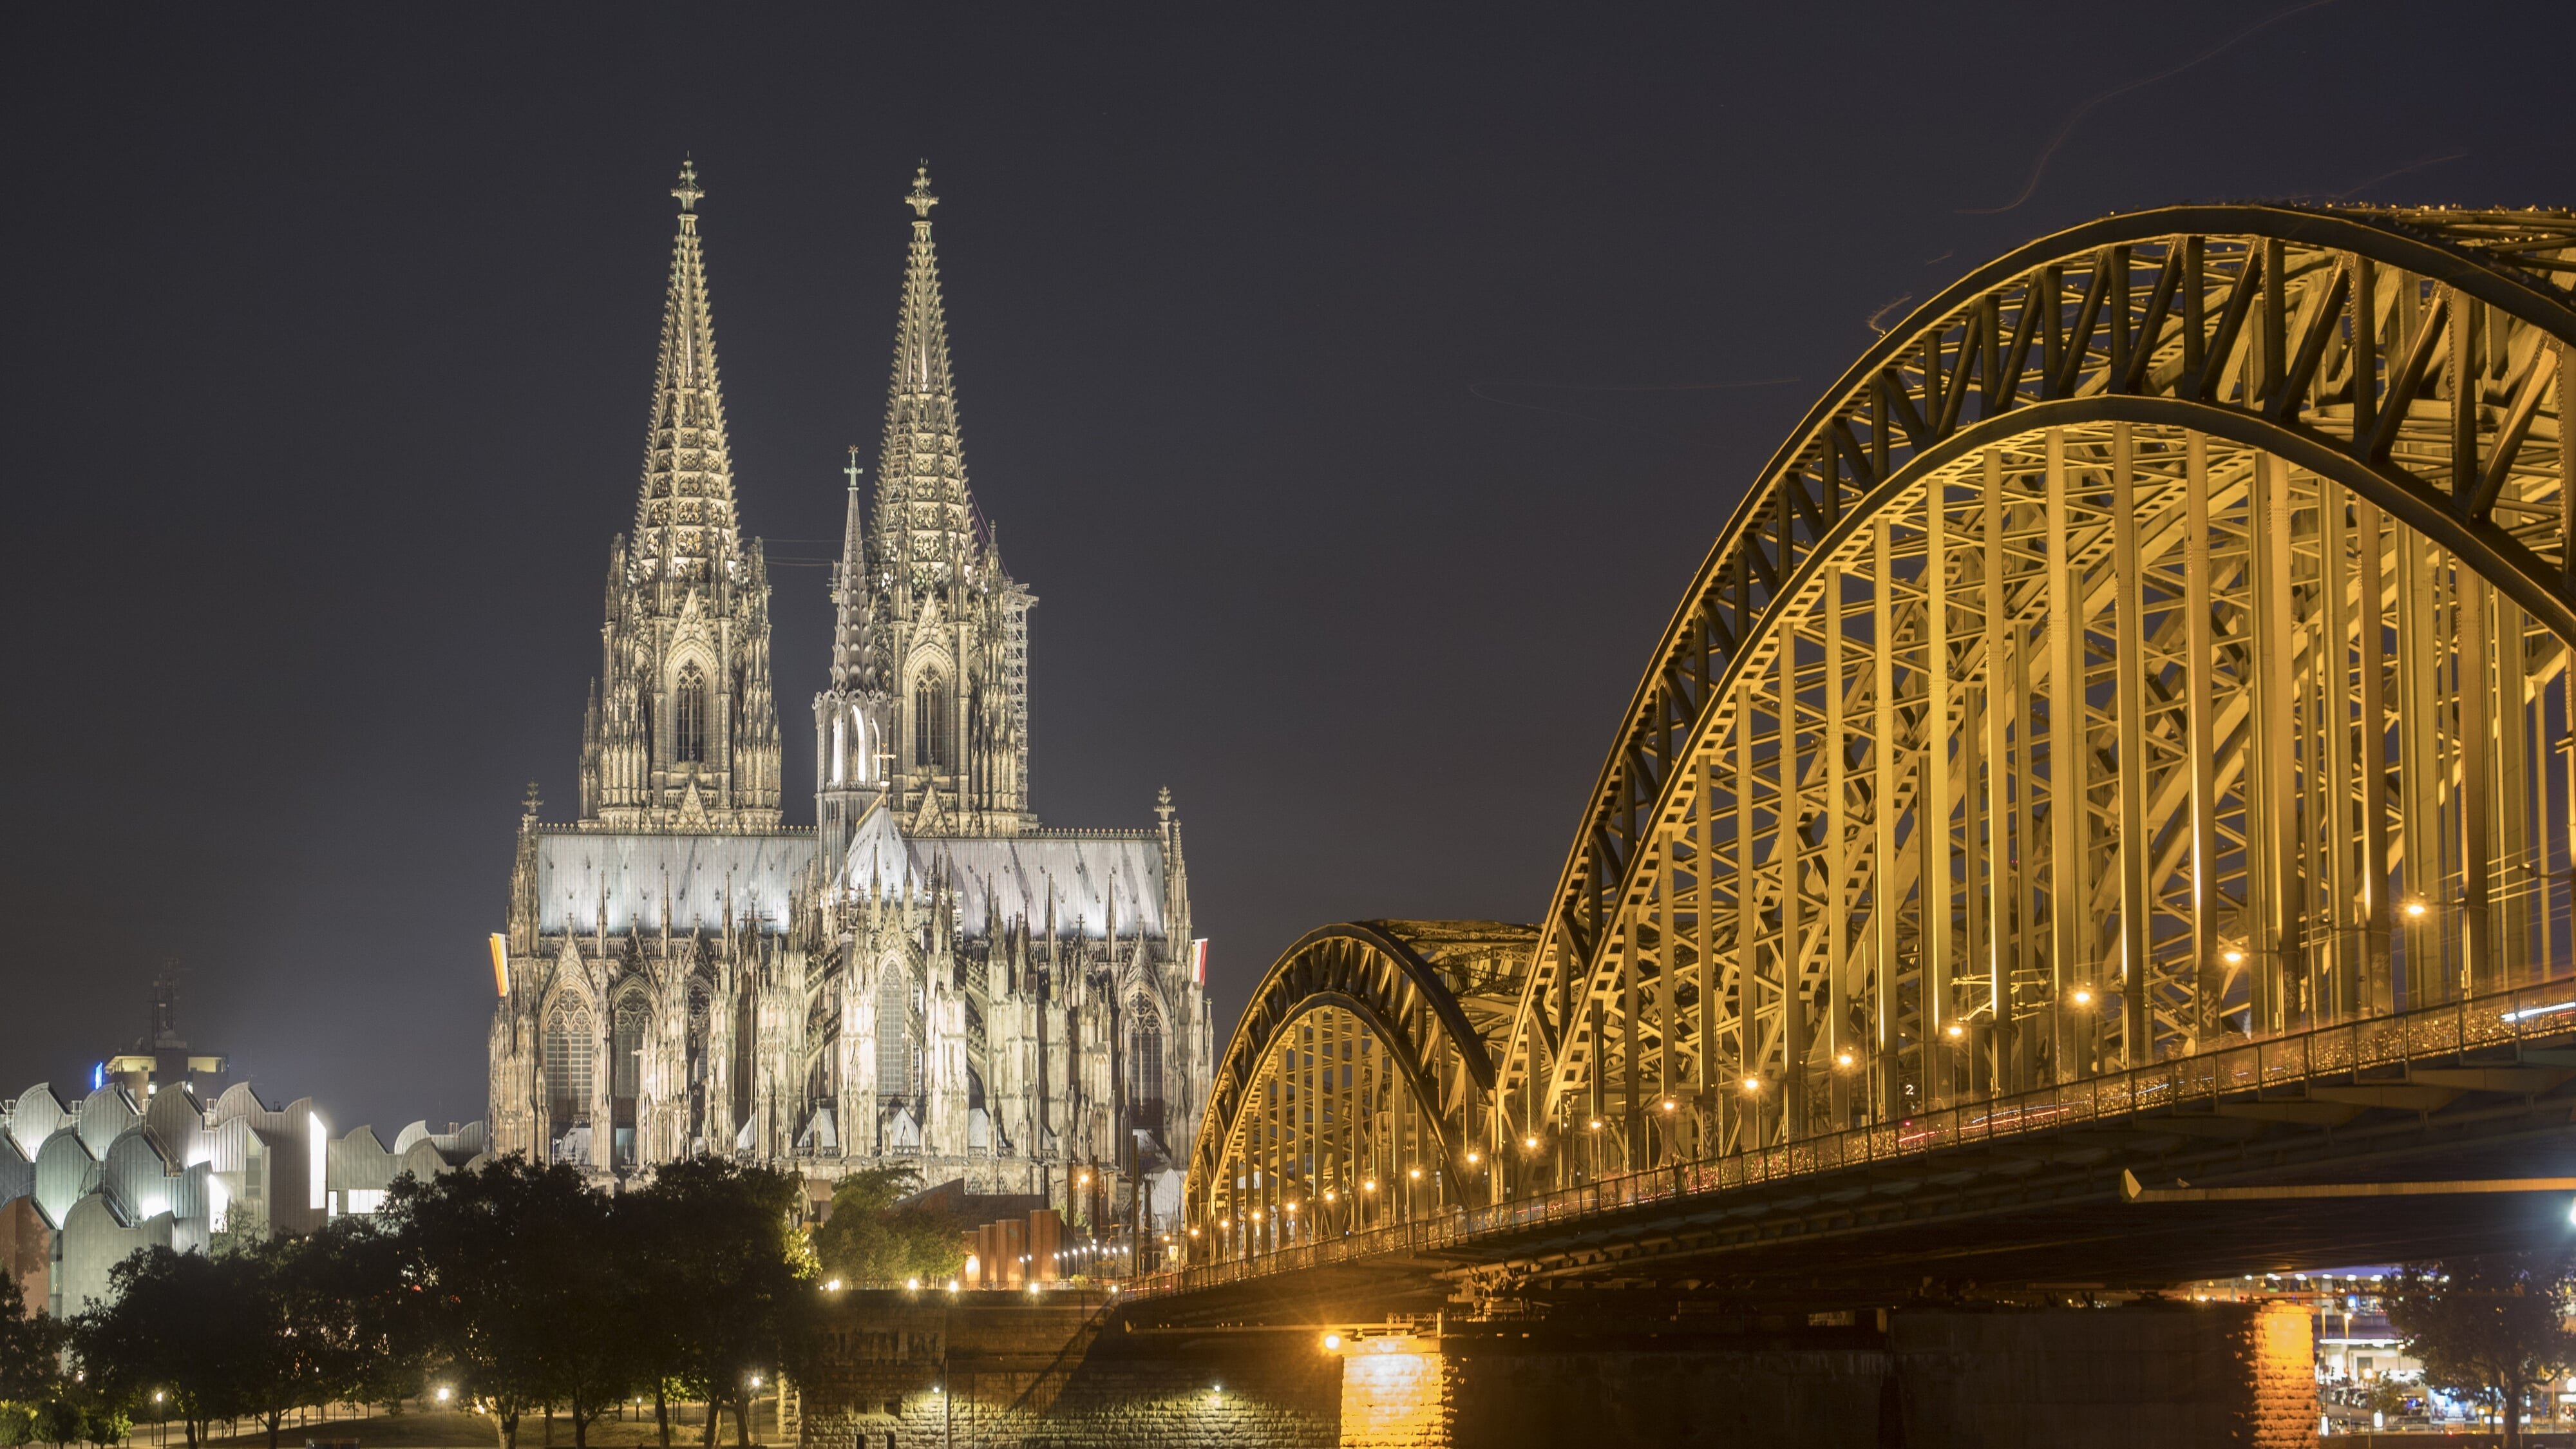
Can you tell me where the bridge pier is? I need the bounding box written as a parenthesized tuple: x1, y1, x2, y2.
(802, 1292, 2318, 1448)
(1329, 1302, 2318, 1449)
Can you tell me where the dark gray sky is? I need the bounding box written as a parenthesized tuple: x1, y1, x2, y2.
(5, 3, 2569, 1136)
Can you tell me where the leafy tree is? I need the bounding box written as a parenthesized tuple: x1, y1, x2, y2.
(31, 1400, 79, 1449)
(75, 1405, 128, 1449)
(383, 1157, 623, 1449)
(811, 1168, 963, 1286)
(229, 1222, 408, 1449)
(628, 1159, 813, 1449)
(71, 1247, 249, 1449)
(534, 1191, 638, 1449)
(0, 1265, 63, 1413)
(2385, 1252, 2576, 1449)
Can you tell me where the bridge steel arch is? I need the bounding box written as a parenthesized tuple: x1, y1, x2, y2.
(1478, 204, 2576, 1196)
(1186, 921, 1533, 1258)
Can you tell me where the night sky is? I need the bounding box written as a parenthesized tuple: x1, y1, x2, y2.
(6, 4, 2570, 1137)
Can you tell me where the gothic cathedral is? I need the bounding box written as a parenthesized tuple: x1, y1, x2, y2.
(488, 164, 1211, 1218)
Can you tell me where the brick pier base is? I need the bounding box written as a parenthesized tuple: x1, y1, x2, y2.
(797, 1293, 2316, 1449)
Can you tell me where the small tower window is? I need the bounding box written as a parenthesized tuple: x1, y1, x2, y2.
(674, 663, 708, 764)
(913, 677, 950, 769)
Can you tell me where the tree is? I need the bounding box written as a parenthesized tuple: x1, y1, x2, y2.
(229, 1222, 408, 1449)
(810, 1168, 963, 1286)
(627, 1159, 813, 1449)
(2384, 1252, 2576, 1449)
(30, 1401, 79, 1449)
(0, 1266, 62, 1412)
(70, 1247, 247, 1449)
(383, 1156, 627, 1449)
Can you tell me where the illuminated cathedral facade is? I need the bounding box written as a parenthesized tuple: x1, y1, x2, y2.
(486, 164, 1210, 1217)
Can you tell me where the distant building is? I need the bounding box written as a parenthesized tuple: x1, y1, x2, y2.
(485, 164, 1212, 1224)
(100, 965, 231, 1105)
(0, 981, 484, 1316)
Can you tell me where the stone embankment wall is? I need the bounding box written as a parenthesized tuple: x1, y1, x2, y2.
(798, 1292, 2316, 1449)
(799, 1291, 1338, 1449)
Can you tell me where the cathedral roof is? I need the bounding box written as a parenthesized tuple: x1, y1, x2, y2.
(837, 802, 1170, 941)
(936, 833, 1170, 942)
(631, 158, 744, 587)
(531, 829, 813, 937)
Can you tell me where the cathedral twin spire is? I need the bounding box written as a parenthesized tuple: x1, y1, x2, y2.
(632, 158, 743, 591)
(583, 157, 1029, 850)
(874, 165, 985, 598)
(578, 160, 780, 833)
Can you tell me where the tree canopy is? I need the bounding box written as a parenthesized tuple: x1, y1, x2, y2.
(47, 1153, 823, 1449)
(810, 1167, 963, 1287)
(2385, 1251, 2576, 1449)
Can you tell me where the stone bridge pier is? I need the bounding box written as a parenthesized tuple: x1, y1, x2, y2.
(798, 1291, 2320, 1448)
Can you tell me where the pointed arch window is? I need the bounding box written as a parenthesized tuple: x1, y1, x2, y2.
(611, 992, 649, 1168)
(876, 967, 915, 1101)
(1128, 1003, 1165, 1134)
(913, 676, 950, 770)
(674, 663, 708, 764)
(544, 999, 595, 1132)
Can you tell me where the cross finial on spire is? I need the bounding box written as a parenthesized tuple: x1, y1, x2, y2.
(522, 780, 544, 817)
(844, 445, 864, 491)
(672, 156, 705, 213)
(906, 162, 938, 219)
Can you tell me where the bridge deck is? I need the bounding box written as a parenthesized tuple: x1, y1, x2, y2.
(1132, 978, 2576, 1322)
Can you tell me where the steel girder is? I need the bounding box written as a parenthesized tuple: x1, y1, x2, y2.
(1186, 921, 1534, 1258)
(1492, 205, 2576, 1193)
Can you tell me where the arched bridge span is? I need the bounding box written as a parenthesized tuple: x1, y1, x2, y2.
(1172, 203, 2576, 1291)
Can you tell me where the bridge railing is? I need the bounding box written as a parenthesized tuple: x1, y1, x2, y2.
(1131, 976, 2576, 1300)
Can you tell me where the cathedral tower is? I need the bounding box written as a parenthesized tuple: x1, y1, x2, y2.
(817, 166, 1034, 853)
(582, 160, 783, 833)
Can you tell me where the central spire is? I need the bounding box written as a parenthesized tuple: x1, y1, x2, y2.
(634, 156, 740, 588)
(873, 162, 976, 596)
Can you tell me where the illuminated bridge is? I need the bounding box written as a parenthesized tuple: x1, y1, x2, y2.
(1142, 204, 2576, 1324)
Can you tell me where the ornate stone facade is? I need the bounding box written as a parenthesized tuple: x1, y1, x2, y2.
(488, 164, 1211, 1220)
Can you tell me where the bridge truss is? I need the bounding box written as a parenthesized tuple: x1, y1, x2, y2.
(1184, 204, 2576, 1258)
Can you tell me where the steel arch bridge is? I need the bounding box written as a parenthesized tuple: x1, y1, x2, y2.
(1179, 204, 2576, 1270)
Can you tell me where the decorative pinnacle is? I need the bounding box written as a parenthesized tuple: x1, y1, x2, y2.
(672, 157, 705, 213)
(906, 162, 938, 219)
